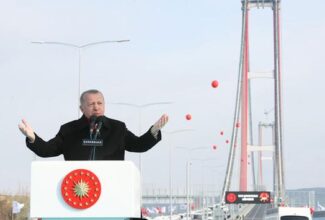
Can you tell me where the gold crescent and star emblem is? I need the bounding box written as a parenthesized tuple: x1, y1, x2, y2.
(61, 169, 101, 209)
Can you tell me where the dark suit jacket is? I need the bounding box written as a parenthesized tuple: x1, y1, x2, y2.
(26, 115, 161, 160)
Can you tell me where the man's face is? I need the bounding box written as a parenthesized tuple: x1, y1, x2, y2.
(80, 92, 105, 118)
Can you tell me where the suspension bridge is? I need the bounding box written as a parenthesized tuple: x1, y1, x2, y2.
(140, 0, 316, 219)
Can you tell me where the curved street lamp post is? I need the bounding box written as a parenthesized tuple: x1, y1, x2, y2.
(163, 129, 196, 220)
(174, 147, 217, 220)
(31, 40, 130, 117)
(188, 158, 221, 220)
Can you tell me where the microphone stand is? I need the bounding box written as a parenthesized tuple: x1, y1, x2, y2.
(88, 116, 97, 160)
(89, 122, 102, 160)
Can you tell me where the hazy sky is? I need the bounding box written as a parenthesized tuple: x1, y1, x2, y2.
(0, 0, 324, 194)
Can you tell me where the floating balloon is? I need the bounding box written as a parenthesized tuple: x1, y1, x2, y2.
(236, 122, 240, 128)
(220, 131, 224, 136)
(226, 140, 229, 144)
(212, 145, 217, 150)
(211, 80, 219, 88)
(185, 114, 192, 120)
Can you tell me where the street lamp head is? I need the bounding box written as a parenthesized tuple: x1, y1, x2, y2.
(116, 40, 130, 43)
(31, 40, 130, 48)
(164, 129, 195, 134)
(110, 101, 173, 108)
(31, 41, 44, 44)
(31, 41, 79, 48)
(174, 146, 212, 151)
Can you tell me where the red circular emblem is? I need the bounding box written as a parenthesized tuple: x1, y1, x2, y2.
(259, 192, 270, 203)
(226, 193, 237, 203)
(61, 169, 101, 209)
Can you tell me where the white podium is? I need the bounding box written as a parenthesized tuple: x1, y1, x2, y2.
(30, 161, 141, 220)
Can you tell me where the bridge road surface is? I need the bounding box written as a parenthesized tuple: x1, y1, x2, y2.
(244, 204, 268, 220)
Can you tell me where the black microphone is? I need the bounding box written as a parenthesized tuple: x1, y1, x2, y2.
(93, 116, 104, 140)
(89, 115, 97, 139)
(95, 116, 104, 124)
(86, 115, 104, 160)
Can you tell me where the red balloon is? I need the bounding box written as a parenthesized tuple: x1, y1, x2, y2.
(236, 122, 240, 128)
(211, 80, 219, 88)
(220, 131, 224, 136)
(185, 114, 192, 120)
(212, 145, 217, 150)
(226, 140, 229, 144)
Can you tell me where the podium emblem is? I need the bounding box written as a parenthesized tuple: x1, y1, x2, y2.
(61, 169, 101, 209)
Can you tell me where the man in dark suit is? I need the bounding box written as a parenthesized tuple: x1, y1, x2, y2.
(18, 89, 169, 160)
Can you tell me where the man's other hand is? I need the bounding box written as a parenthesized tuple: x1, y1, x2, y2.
(151, 114, 169, 137)
(18, 119, 36, 143)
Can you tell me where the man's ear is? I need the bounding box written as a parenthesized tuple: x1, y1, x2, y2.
(79, 105, 84, 113)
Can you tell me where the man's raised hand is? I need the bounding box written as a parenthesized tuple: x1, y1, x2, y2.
(151, 114, 169, 137)
(18, 119, 35, 143)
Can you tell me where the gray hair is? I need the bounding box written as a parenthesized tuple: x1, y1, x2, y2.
(80, 89, 104, 105)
